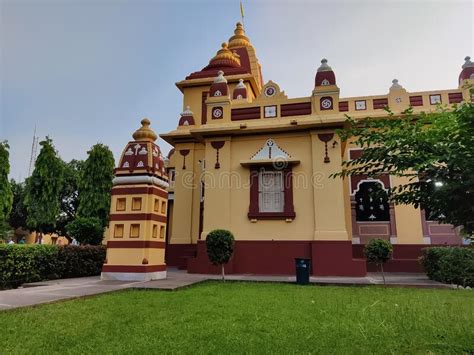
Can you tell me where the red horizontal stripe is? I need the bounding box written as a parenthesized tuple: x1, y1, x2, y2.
(110, 213, 167, 223)
(112, 186, 168, 199)
(107, 241, 166, 249)
(102, 264, 166, 273)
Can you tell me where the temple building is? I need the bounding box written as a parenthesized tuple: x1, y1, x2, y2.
(160, 22, 473, 276)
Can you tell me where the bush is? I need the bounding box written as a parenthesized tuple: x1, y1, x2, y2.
(206, 229, 235, 280)
(364, 239, 393, 284)
(66, 217, 104, 245)
(0, 244, 106, 289)
(420, 247, 473, 287)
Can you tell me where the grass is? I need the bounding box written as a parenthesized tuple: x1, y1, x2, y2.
(1, 282, 473, 354)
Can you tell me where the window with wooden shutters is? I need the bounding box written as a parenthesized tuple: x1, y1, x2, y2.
(258, 171, 284, 213)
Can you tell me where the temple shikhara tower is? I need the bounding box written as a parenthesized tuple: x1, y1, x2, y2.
(158, 23, 472, 276)
(102, 119, 168, 281)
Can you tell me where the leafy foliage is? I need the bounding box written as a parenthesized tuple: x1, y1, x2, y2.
(66, 217, 104, 245)
(0, 244, 106, 289)
(334, 103, 474, 236)
(364, 239, 393, 264)
(24, 137, 64, 235)
(364, 238, 393, 284)
(9, 179, 28, 231)
(77, 144, 114, 229)
(206, 229, 235, 280)
(0, 141, 13, 239)
(56, 159, 83, 237)
(419, 247, 473, 287)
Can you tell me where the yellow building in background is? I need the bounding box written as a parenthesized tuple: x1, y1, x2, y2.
(160, 23, 472, 276)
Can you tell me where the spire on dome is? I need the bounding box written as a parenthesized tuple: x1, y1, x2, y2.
(458, 55, 474, 85)
(132, 118, 157, 142)
(317, 58, 332, 72)
(462, 56, 473, 69)
(228, 22, 250, 48)
(214, 70, 228, 84)
(390, 79, 404, 90)
(181, 105, 193, 116)
(207, 42, 240, 69)
(236, 78, 246, 89)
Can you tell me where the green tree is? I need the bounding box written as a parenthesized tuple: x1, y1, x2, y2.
(66, 217, 104, 245)
(0, 142, 13, 241)
(56, 159, 83, 238)
(364, 239, 393, 285)
(206, 229, 235, 281)
(334, 103, 474, 237)
(25, 137, 64, 243)
(76, 144, 114, 229)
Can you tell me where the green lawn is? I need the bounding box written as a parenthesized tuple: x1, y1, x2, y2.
(1, 282, 473, 354)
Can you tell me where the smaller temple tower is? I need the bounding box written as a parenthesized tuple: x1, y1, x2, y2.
(101, 119, 169, 281)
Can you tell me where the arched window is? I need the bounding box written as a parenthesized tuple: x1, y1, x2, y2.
(355, 181, 389, 222)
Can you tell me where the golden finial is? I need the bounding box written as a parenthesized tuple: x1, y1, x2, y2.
(132, 118, 158, 142)
(208, 42, 241, 67)
(228, 22, 250, 48)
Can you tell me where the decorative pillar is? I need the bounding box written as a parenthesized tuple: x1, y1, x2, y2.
(101, 119, 169, 281)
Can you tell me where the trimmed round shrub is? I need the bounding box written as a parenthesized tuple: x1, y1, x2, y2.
(206, 229, 235, 265)
(364, 238, 393, 265)
(206, 229, 235, 280)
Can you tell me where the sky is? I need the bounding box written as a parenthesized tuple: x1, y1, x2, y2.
(1, 0, 473, 181)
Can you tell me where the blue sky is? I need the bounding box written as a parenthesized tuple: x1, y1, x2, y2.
(1, 0, 472, 180)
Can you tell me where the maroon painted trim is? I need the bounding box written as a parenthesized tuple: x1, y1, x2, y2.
(186, 47, 251, 80)
(247, 166, 295, 220)
(110, 213, 167, 223)
(409, 95, 423, 106)
(209, 82, 228, 97)
(201, 92, 208, 124)
(186, 240, 365, 276)
(459, 67, 474, 83)
(448, 92, 463, 104)
(102, 264, 166, 273)
(211, 141, 225, 169)
(318, 133, 334, 163)
(281, 102, 311, 117)
(233, 87, 247, 100)
(107, 241, 166, 249)
(112, 186, 168, 199)
(315, 70, 336, 86)
(179, 115, 195, 126)
(338, 101, 349, 112)
(231, 107, 260, 121)
(373, 98, 388, 109)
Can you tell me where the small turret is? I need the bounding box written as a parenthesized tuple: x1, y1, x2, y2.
(178, 106, 195, 126)
(209, 70, 229, 97)
(458, 56, 474, 86)
(233, 79, 247, 100)
(315, 58, 336, 87)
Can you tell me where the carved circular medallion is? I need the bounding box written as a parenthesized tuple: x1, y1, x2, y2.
(321, 98, 332, 109)
(212, 107, 223, 119)
(264, 86, 276, 97)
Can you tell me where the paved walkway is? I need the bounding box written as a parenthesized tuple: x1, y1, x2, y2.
(0, 269, 452, 311)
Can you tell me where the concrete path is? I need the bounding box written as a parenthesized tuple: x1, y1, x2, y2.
(0, 269, 452, 311)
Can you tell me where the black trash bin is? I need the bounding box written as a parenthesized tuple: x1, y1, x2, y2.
(295, 258, 311, 285)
